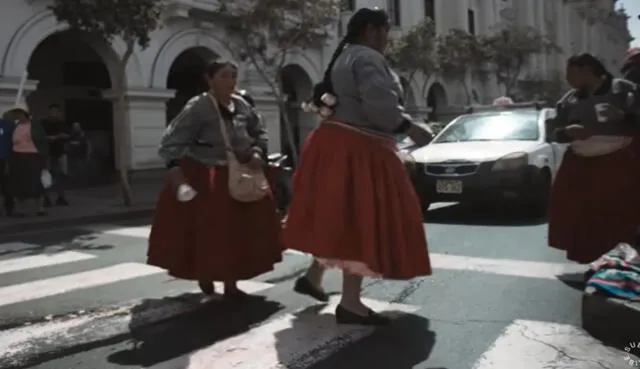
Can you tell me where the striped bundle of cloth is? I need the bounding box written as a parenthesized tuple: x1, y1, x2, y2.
(586, 243, 640, 301)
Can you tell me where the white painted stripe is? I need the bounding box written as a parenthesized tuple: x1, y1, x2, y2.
(83, 224, 151, 238)
(472, 319, 638, 368)
(0, 242, 41, 254)
(429, 253, 585, 280)
(0, 263, 163, 307)
(150, 297, 419, 369)
(0, 280, 275, 363)
(0, 251, 96, 275)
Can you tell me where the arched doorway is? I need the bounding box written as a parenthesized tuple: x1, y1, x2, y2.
(280, 64, 313, 161)
(399, 77, 417, 110)
(27, 30, 114, 186)
(426, 83, 448, 121)
(166, 47, 216, 124)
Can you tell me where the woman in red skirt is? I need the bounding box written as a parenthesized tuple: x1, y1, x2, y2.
(284, 8, 434, 326)
(147, 59, 283, 299)
(548, 53, 640, 264)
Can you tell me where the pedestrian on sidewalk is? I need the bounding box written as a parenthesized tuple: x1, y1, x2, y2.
(0, 111, 15, 216)
(147, 59, 283, 300)
(66, 122, 90, 185)
(42, 104, 69, 207)
(7, 103, 48, 217)
(548, 53, 640, 264)
(284, 8, 433, 326)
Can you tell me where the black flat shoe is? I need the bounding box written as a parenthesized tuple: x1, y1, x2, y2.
(335, 305, 391, 326)
(198, 281, 215, 295)
(293, 277, 329, 302)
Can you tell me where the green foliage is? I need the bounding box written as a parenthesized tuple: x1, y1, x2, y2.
(435, 28, 489, 79)
(387, 17, 437, 80)
(483, 25, 560, 94)
(48, 0, 163, 48)
(213, 0, 340, 69)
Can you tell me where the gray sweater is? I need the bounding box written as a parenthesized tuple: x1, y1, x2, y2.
(158, 92, 267, 167)
(330, 44, 410, 133)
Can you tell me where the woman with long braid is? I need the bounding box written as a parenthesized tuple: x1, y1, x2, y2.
(283, 8, 433, 326)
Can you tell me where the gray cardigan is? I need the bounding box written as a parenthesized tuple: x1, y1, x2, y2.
(159, 92, 267, 167)
(330, 44, 410, 133)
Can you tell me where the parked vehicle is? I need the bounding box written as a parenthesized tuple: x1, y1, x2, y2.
(267, 152, 293, 212)
(406, 101, 567, 215)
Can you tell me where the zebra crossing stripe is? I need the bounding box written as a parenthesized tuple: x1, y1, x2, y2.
(472, 319, 638, 368)
(149, 296, 420, 369)
(0, 251, 95, 275)
(0, 263, 163, 307)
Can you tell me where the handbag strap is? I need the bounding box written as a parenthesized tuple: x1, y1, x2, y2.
(207, 93, 234, 154)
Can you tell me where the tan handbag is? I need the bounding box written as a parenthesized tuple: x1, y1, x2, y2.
(209, 94, 269, 202)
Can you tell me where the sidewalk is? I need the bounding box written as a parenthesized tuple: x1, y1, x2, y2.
(0, 171, 164, 235)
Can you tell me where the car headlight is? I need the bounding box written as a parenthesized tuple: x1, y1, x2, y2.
(491, 152, 528, 171)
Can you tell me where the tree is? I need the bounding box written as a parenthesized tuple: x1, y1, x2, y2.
(192, 0, 340, 165)
(435, 29, 489, 104)
(49, 0, 163, 206)
(387, 17, 437, 102)
(517, 72, 567, 103)
(484, 25, 560, 97)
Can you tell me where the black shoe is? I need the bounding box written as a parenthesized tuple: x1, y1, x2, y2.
(335, 305, 391, 326)
(56, 197, 69, 206)
(294, 277, 329, 302)
(198, 281, 215, 295)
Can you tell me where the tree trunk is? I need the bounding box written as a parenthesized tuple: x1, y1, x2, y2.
(115, 40, 135, 206)
(460, 79, 471, 105)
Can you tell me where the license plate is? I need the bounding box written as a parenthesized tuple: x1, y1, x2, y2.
(436, 180, 463, 194)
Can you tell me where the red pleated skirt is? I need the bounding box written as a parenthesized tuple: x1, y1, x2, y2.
(147, 158, 283, 281)
(283, 121, 432, 279)
(548, 140, 640, 263)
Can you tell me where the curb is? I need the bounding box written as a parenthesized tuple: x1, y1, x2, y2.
(581, 286, 640, 349)
(0, 207, 154, 235)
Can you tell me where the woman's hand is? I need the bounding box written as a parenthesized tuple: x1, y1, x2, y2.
(247, 152, 264, 170)
(564, 124, 592, 140)
(167, 166, 186, 189)
(407, 123, 434, 147)
(600, 104, 625, 122)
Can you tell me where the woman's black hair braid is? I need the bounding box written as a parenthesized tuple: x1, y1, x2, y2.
(304, 8, 389, 113)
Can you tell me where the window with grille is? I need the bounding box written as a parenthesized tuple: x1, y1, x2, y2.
(387, 0, 401, 26)
(424, 0, 436, 25)
(467, 9, 476, 34)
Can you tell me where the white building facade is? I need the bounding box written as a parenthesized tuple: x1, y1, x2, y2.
(0, 0, 631, 174)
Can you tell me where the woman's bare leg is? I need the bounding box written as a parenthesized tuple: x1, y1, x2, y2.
(304, 259, 326, 287)
(339, 272, 368, 314)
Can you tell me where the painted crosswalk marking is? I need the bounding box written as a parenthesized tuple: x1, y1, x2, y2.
(472, 319, 638, 368)
(150, 297, 419, 369)
(0, 263, 163, 307)
(0, 251, 96, 275)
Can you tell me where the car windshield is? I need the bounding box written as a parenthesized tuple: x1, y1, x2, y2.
(433, 111, 540, 143)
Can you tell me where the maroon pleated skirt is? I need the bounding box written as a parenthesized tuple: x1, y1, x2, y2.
(147, 158, 283, 281)
(548, 140, 640, 263)
(283, 121, 432, 279)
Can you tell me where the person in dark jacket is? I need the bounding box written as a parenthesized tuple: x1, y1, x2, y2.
(0, 111, 15, 216)
(622, 48, 640, 84)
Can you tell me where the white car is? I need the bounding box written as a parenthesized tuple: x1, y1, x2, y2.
(406, 102, 567, 214)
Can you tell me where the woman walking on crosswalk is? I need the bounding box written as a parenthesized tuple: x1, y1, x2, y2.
(147, 59, 283, 299)
(283, 7, 433, 326)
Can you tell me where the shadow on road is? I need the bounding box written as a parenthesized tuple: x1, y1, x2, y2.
(426, 203, 547, 227)
(278, 305, 436, 369)
(557, 271, 587, 291)
(107, 295, 283, 367)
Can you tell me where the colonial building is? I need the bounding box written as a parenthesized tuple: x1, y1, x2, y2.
(0, 0, 631, 176)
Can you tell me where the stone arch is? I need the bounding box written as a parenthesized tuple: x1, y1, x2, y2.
(280, 64, 315, 157)
(150, 28, 233, 88)
(283, 51, 323, 84)
(165, 46, 218, 123)
(426, 82, 448, 121)
(399, 77, 417, 108)
(1, 10, 143, 87)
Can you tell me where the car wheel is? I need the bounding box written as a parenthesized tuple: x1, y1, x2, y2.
(526, 168, 551, 217)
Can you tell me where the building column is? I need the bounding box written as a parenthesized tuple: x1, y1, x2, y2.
(104, 88, 175, 170)
(0, 76, 38, 114)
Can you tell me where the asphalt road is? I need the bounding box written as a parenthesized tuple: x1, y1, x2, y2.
(0, 203, 636, 369)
